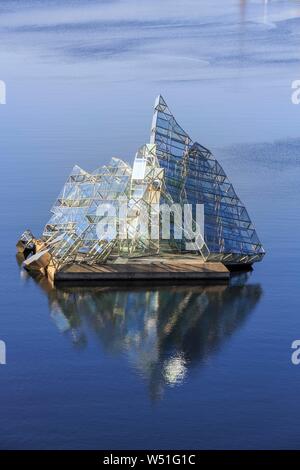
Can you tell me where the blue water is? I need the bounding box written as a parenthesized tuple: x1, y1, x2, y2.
(1, 0, 300, 449)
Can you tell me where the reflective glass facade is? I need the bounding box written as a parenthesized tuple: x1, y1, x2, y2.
(17, 96, 265, 273)
(151, 95, 265, 264)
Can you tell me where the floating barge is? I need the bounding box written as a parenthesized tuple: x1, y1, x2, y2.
(55, 255, 230, 283)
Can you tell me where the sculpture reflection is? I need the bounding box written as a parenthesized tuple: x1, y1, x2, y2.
(23, 266, 262, 400)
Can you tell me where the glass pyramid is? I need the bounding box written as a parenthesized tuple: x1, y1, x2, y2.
(150, 95, 265, 264)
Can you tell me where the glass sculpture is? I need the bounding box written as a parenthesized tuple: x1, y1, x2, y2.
(17, 96, 265, 277)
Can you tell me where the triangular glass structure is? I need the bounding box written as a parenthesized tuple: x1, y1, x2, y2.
(151, 95, 265, 264)
(18, 95, 265, 274)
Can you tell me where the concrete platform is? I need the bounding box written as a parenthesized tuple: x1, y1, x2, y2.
(55, 255, 230, 283)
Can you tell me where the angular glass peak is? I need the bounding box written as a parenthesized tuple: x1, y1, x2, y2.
(150, 95, 265, 264)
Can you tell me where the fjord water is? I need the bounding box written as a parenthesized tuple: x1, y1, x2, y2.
(1, 0, 300, 449)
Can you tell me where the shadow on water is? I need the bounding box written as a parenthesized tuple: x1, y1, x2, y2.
(18, 256, 262, 400)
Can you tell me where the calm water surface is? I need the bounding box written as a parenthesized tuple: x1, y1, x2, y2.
(0, 0, 300, 449)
